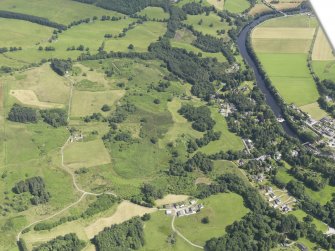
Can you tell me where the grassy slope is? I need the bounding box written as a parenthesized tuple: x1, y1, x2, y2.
(138, 7, 169, 19)
(0, 0, 123, 25)
(174, 193, 249, 246)
(0, 18, 53, 48)
(224, 0, 250, 13)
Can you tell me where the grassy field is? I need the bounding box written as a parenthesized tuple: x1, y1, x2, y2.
(289, 209, 328, 233)
(224, 0, 250, 13)
(300, 102, 328, 120)
(312, 28, 335, 61)
(200, 107, 244, 154)
(174, 193, 249, 246)
(0, 0, 123, 25)
(4, 64, 71, 105)
(138, 7, 169, 20)
(252, 15, 322, 113)
(258, 53, 319, 106)
(313, 60, 335, 82)
(276, 165, 335, 205)
(206, 0, 225, 10)
(141, 211, 198, 251)
(183, 12, 230, 39)
(0, 18, 52, 48)
(71, 90, 125, 117)
(64, 139, 111, 169)
(104, 21, 166, 52)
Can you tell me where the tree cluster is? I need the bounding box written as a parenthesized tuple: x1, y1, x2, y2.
(32, 233, 85, 251)
(40, 108, 68, 127)
(50, 59, 72, 76)
(178, 104, 215, 132)
(13, 176, 50, 205)
(92, 217, 144, 250)
(8, 104, 38, 123)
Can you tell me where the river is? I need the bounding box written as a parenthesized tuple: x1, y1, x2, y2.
(237, 14, 298, 138)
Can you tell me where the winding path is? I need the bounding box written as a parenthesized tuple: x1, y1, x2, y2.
(171, 215, 204, 249)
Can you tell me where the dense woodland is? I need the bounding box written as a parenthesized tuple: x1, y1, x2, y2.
(92, 217, 144, 250)
(13, 176, 50, 205)
(32, 233, 86, 251)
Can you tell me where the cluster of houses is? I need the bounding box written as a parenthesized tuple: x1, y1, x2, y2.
(219, 103, 236, 117)
(164, 200, 204, 217)
(70, 132, 84, 143)
(264, 186, 294, 213)
(312, 117, 335, 146)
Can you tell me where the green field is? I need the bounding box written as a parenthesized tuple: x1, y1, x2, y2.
(0, 18, 52, 48)
(289, 209, 328, 233)
(104, 21, 167, 52)
(71, 90, 125, 117)
(224, 0, 250, 13)
(257, 53, 319, 107)
(141, 211, 198, 251)
(260, 15, 318, 28)
(64, 139, 111, 169)
(0, 0, 123, 25)
(200, 107, 244, 153)
(174, 193, 249, 246)
(138, 7, 169, 20)
(313, 60, 335, 82)
(183, 12, 230, 39)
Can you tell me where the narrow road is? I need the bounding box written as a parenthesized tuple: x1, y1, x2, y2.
(171, 215, 204, 249)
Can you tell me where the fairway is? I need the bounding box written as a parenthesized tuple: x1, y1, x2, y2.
(71, 90, 125, 117)
(0, 18, 52, 48)
(312, 28, 335, 61)
(64, 139, 111, 169)
(10, 89, 64, 109)
(174, 193, 249, 246)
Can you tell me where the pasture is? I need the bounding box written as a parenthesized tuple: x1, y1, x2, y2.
(141, 211, 198, 251)
(0, 0, 123, 25)
(313, 60, 335, 82)
(174, 193, 249, 246)
(85, 201, 157, 239)
(71, 90, 125, 117)
(183, 12, 230, 39)
(252, 38, 312, 53)
(300, 102, 327, 120)
(224, 0, 250, 13)
(257, 53, 319, 106)
(63, 139, 111, 169)
(0, 18, 52, 48)
(206, 0, 225, 10)
(5, 64, 71, 105)
(200, 107, 244, 154)
(10, 89, 64, 109)
(289, 210, 328, 233)
(261, 15, 318, 28)
(104, 21, 166, 52)
(312, 28, 335, 61)
(252, 27, 315, 40)
(138, 7, 169, 20)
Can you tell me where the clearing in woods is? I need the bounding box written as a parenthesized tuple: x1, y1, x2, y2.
(84, 201, 157, 239)
(312, 28, 335, 61)
(155, 194, 190, 207)
(10, 90, 64, 109)
(206, 0, 225, 10)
